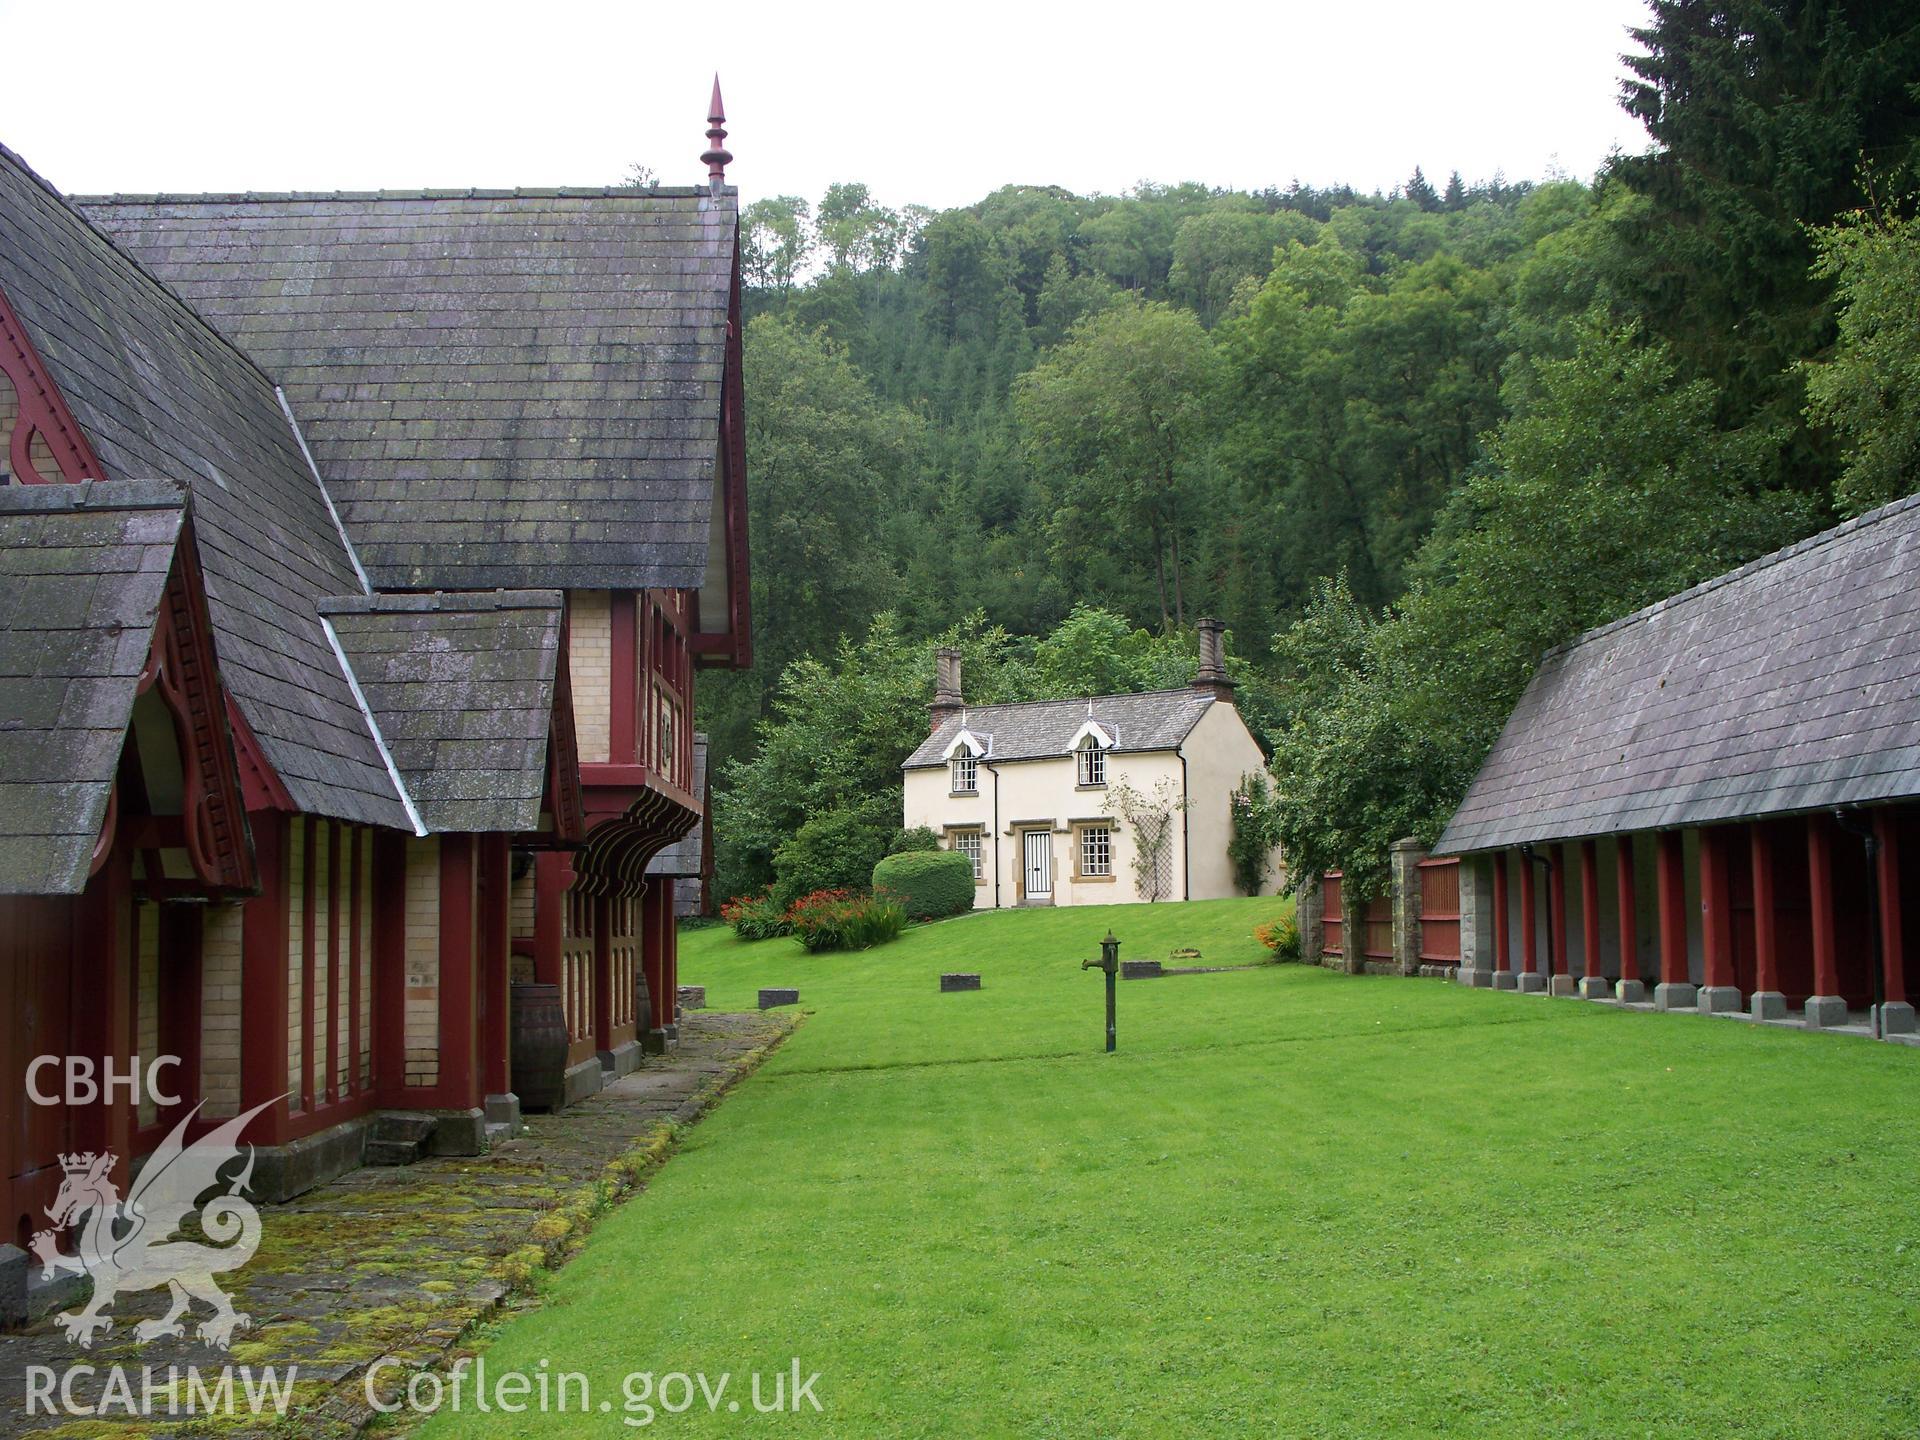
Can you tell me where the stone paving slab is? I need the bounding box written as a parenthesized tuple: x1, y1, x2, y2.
(0, 1010, 794, 1437)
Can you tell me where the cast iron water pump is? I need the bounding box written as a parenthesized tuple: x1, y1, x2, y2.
(1082, 931, 1120, 1052)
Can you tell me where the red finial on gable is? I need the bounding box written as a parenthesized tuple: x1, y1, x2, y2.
(702, 74, 733, 192)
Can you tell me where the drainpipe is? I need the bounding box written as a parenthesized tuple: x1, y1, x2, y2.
(984, 758, 1003, 910)
(1833, 808, 1886, 1039)
(1179, 753, 1191, 901)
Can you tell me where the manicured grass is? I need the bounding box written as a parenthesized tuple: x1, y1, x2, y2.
(421, 899, 1920, 1437)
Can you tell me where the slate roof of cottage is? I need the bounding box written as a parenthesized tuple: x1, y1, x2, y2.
(903, 690, 1216, 770)
(0, 481, 185, 894)
(647, 734, 708, 878)
(1434, 494, 1920, 855)
(320, 592, 565, 835)
(78, 186, 739, 593)
(0, 146, 412, 830)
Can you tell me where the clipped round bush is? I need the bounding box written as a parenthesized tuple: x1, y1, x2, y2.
(872, 849, 976, 921)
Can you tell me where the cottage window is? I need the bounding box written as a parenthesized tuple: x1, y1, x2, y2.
(951, 754, 978, 794)
(951, 828, 983, 880)
(1079, 825, 1112, 878)
(1077, 743, 1107, 787)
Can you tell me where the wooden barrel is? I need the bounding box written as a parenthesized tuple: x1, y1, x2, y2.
(633, 966, 653, 1043)
(510, 983, 568, 1112)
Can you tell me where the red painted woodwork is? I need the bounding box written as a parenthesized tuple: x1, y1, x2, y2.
(299, 816, 316, 1113)
(349, 827, 364, 1096)
(1875, 811, 1906, 1007)
(1807, 815, 1840, 1000)
(541, 622, 585, 845)
(533, 851, 571, 986)
(1656, 831, 1688, 985)
(1750, 823, 1779, 995)
(592, 893, 613, 1055)
(240, 812, 292, 1145)
(1580, 841, 1602, 979)
(437, 834, 479, 1109)
(372, 830, 407, 1106)
(479, 834, 511, 1098)
(74, 848, 134, 1187)
(1548, 847, 1568, 977)
(3, 894, 78, 1251)
(1416, 857, 1460, 964)
(1321, 871, 1344, 958)
(227, 697, 296, 814)
(1615, 837, 1639, 984)
(0, 279, 107, 485)
(641, 884, 670, 1034)
(1492, 853, 1510, 974)
(1519, 855, 1537, 975)
(1700, 826, 1735, 991)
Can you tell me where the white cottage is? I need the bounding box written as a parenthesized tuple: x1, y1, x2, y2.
(901, 621, 1284, 907)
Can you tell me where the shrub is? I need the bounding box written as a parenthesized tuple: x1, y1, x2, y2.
(872, 849, 975, 921)
(889, 825, 942, 855)
(772, 800, 897, 908)
(720, 890, 791, 942)
(785, 888, 906, 953)
(1228, 771, 1283, 895)
(1255, 912, 1301, 962)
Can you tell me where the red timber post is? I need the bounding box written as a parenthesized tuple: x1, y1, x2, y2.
(592, 892, 614, 1065)
(1491, 852, 1514, 989)
(1654, 830, 1695, 1010)
(640, 882, 670, 1052)
(664, 901, 681, 1040)
(1577, 840, 1608, 999)
(478, 834, 513, 1103)
(1748, 825, 1786, 1021)
(325, 821, 342, 1102)
(299, 815, 316, 1113)
(1698, 827, 1742, 1013)
(1516, 851, 1543, 992)
(372, 831, 408, 1105)
(1804, 814, 1848, 1028)
(1615, 835, 1644, 1003)
(438, 834, 479, 1113)
(240, 812, 293, 1146)
(75, 849, 135, 1187)
(1547, 845, 1571, 995)
(348, 827, 364, 1098)
(1874, 812, 1915, 1035)
(533, 851, 572, 988)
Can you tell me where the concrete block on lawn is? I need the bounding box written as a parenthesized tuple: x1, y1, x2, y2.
(678, 985, 707, 1010)
(1121, 960, 1163, 980)
(0, 1243, 24, 1328)
(1615, 979, 1646, 1005)
(1549, 974, 1577, 997)
(1698, 986, 1742, 1015)
(1492, 970, 1518, 991)
(1749, 990, 1788, 1021)
(940, 973, 981, 992)
(1654, 982, 1697, 1012)
(1879, 1001, 1917, 1035)
(1804, 995, 1848, 1028)
(759, 988, 800, 1009)
(1577, 976, 1612, 1000)
(1516, 972, 1546, 994)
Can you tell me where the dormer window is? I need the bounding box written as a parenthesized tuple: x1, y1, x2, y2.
(951, 753, 978, 794)
(1077, 742, 1107, 787)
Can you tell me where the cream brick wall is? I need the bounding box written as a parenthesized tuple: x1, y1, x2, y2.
(571, 589, 612, 764)
(201, 903, 243, 1118)
(404, 836, 441, 1088)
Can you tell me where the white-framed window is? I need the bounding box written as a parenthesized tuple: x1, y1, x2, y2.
(1079, 824, 1112, 878)
(1077, 743, 1107, 787)
(951, 828, 984, 880)
(951, 754, 978, 793)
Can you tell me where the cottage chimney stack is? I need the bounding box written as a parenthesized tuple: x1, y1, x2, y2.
(931, 647, 965, 734)
(1191, 617, 1236, 703)
(702, 75, 733, 194)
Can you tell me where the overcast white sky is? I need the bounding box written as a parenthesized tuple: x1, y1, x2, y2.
(0, 1, 1654, 211)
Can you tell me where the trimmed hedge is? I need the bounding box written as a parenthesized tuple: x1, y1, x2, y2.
(872, 849, 976, 921)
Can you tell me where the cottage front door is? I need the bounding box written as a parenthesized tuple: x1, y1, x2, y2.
(1023, 830, 1053, 901)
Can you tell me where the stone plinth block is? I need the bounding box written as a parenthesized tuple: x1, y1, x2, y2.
(940, 973, 981, 992)
(1457, 965, 1494, 988)
(1698, 985, 1742, 1015)
(1804, 995, 1848, 1028)
(1549, 974, 1577, 997)
(759, 988, 800, 1010)
(1577, 976, 1612, 1000)
(1880, 1001, 1917, 1035)
(1492, 970, 1519, 991)
(678, 985, 707, 1010)
(1654, 982, 1697, 1012)
(1121, 960, 1163, 980)
(1516, 972, 1547, 994)
(1749, 990, 1788, 1021)
(1615, 979, 1647, 1005)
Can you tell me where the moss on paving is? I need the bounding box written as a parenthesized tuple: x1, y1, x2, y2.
(412, 898, 1920, 1438)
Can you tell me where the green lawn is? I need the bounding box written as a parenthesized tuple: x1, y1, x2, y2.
(421, 899, 1920, 1437)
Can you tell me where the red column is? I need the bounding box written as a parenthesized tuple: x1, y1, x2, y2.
(592, 893, 613, 1056)
(437, 834, 478, 1109)
(1580, 840, 1603, 983)
(1750, 824, 1781, 1012)
(640, 882, 669, 1047)
(1616, 836, 1640, 990)
(76, 849, 135, 1183)
(1656, 830, 1690, 997)
(299, 816, 316, 1113)
(1492, 852, 1511, 977)
(1699, 827, 1736, 1008)
(1519, 855, 1537, 978)
(241, 813, 292, 1144)
(479, 835, 511, 1098)
(665, 906, 680, 1032)
(1807, 815, 1840, 1000)
(1875, 811, 1907, 1009)
(325, 820, 341, 1104)
(532, 851, 571, 987)
(1548, 846, 1569, 990)
(372, 831, 407, 1105)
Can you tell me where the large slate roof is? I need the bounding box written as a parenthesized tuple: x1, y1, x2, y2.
(0, 146, 412, 831)
(647, 734, 708, 878)
(320, 592, 564, 835)
(903, 690, 1216, 770)
(78, 187, 738, 592)
(1435, 494, 1920, 855)
(0, 481, 184, 894)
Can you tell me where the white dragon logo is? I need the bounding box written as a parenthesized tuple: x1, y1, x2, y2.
(31, 1098, 276, 1350)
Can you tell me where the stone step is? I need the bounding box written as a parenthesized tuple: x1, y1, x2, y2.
(371, 1112, 438, 1145)
(364, 1138, 425, 1167)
